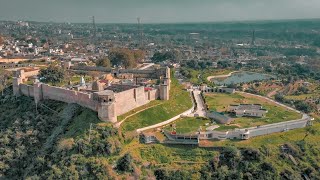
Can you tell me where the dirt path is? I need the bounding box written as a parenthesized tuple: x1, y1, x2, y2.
(267, 88, 280, 98)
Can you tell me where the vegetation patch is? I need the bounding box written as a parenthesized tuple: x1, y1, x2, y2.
(180, 67, 232, 85)
(63, 107, 102, 138)
(163, 117, 211, 134)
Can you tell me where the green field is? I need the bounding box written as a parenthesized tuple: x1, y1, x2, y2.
(214, 124, 240, 131)
(121, 75, 193, 132)
(205, 92, 302, 128)
(163, 117, 211, 134)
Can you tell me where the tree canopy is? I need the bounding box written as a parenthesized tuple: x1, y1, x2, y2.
(151, 50, 181, 63)
(39, 65, 65, 85)
(109, 48, 138, 68)
(0, 69, 11, 95)
(96, 57, 111, 68)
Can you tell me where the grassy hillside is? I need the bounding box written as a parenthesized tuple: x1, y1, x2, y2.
(121, 76, 193, 132)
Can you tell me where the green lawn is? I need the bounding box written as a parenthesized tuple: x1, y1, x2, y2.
(214, 125, 239, 131)
(121, 75, 193, 132)
(205, 92, 302, 128)
(164, 117, 212, 134)
(117, 100, 162, 122)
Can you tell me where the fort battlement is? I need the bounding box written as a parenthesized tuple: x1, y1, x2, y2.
(12, 67, 171, 123)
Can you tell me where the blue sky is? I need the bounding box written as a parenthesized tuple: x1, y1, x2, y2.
(0, 0, 319, 23)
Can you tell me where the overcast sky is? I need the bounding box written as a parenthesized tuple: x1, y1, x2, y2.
(0, 0, 319, 23)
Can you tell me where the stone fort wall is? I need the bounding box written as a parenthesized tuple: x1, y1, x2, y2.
(40, 84, 97, 111)
(16, 82, 97, 111)
(114, 87, 159, 116)
(13, 66, 170, 123)
(14, 79, 162, 123)
(20, 84, 34, 97)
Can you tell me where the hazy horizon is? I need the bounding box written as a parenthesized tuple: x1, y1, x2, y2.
(0, 0, 320, 23)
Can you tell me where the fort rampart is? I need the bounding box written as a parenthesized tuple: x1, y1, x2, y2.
(12, 66, 171, 123)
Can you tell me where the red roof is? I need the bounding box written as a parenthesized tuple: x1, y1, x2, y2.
(99, 80, 109, 84)
(144, 87, 153, 91)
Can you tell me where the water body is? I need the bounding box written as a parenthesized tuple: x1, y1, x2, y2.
(212, 71, 274, 85)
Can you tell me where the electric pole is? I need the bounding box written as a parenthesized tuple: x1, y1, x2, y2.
(137, 17, 143, 49)
(92, 16, 97, 44)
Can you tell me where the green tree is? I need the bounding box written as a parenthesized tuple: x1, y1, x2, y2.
(0, 69, 11, 96)
(109, 49, 137, 68)
(39, 65, 65, 85)
(151, 50, 181, 63)
(133, 50, 145, 62)
(96, 57, 111, 68)
(116, 153, 133, 173)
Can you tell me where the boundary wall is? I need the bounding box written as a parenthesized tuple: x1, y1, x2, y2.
(199, 117, 312, 140)
(14, 80, 162, 123)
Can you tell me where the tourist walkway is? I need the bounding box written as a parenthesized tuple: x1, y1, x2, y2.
(188, 89, 207, 117)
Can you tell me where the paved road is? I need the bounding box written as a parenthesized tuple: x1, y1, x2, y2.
(189, 90, 207, 117)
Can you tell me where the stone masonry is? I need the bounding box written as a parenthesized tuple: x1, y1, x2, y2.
(13, 67, 171, 123)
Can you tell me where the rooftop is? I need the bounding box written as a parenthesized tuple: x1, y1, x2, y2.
(231, 104, 263, 111)
(105, 84, 139, 93)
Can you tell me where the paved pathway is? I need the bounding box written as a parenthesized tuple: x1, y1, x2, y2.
(188, 90, 207, 117)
